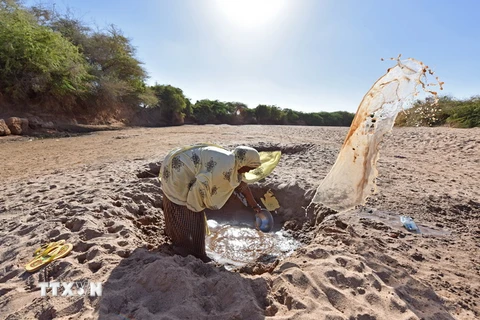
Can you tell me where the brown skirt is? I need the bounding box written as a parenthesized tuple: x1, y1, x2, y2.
(162, 195, 207, 260)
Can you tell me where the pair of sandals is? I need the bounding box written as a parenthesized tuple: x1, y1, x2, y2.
(25, 240, 73, 272)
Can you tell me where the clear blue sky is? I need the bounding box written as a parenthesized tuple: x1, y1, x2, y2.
(25, 0, 480, 112)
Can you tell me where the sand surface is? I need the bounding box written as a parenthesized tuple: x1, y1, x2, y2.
(0, 125, 479, 319)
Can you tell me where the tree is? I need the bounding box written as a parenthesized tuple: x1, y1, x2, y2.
(269, 105, 286, 124)
(29, 3, 156, 117)
(82, 26, 152, 108)
(255, 104, 272, 124)
(192, 99, 236, 124)
(225, 101, 248, 124)
(0, 2, 90, 110)
(303, 113, 324, 126)
(244, 108, 257, 124)
(284, 108, 300, 124)
(150, 85, 187, 125)
(192, 99, 215, 124)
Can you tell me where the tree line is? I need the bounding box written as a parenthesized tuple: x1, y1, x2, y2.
(0, 1, 355, 127)
(5, 1, 475, 128)
(146, 87, 355, 126)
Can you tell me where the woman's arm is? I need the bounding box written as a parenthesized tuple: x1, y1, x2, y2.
(236, 181, 262, 213)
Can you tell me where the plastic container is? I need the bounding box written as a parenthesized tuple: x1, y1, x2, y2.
(400, 216, 419, 232)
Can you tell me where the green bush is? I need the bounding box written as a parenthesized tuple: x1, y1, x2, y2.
(446, 97, 480, 128)
(0, 1, 156, 120)
(0, 2, 89, 108)
(395, 96, 480, 128)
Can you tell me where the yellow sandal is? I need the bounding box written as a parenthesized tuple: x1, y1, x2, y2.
(33, 240, 65, 257)
(52, 243, 73, 261)
(25, 241, 73, 272)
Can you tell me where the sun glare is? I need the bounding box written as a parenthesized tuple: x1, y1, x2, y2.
(211, 0, 289, 31)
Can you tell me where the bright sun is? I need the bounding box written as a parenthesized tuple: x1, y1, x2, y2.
(211, 0, 289, 31)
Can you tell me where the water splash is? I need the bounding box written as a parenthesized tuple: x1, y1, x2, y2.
(312, 56, 442, 212)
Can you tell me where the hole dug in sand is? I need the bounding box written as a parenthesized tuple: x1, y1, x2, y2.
(202, 143, 318, 271)
(204, 186, 308, 271)
(135, 143, 318, 273)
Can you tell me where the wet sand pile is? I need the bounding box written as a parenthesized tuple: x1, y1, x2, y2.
(0, 125, 478, 319)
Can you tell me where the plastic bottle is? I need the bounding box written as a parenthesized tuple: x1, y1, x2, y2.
(400, 216, 419, 232)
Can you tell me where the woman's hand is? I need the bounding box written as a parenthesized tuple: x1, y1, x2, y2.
(237, 182, 262, 213)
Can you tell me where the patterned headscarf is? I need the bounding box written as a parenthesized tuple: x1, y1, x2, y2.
(233, 146, 261, 169)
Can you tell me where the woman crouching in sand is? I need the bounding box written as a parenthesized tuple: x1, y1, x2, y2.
(160, 144, 263, 262)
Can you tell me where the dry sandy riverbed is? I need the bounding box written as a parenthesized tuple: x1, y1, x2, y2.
(0, 125, 479, 319)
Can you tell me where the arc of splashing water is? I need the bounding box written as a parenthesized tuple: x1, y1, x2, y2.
(311, 56, 443, 212)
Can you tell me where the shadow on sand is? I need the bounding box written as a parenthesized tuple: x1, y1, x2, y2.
(98, 245, 268, 320)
